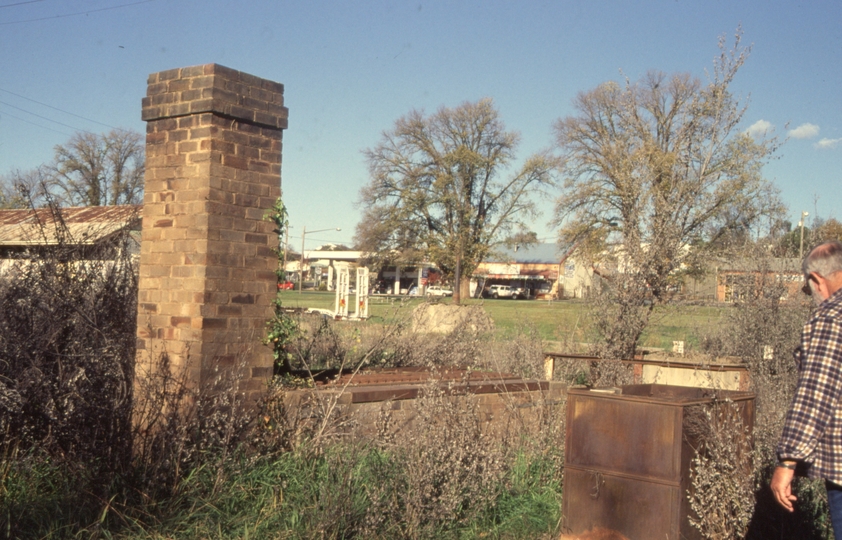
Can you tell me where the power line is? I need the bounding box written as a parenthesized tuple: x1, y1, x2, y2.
(0, 0, 156, 25)
(0, 0, 49, 8)
(0, 87, 117, 129)
(0, 99, 90, 133)
(0, 109, 73, 137)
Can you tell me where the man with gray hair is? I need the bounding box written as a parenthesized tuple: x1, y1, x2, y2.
(772, 240, 842, 534)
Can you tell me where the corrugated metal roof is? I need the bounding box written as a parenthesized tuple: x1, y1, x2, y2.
(0, 205, 141, 246)
(486, 243, 565, 263)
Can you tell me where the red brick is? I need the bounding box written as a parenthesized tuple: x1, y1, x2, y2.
(189, 99, 214, 114)
(217, 305, 243, 316)
(190, 75, 215, 89)
(150, 93, 176, 106)
(183, 87, 203, 100)
(146, 131, 167, 145)
(158, 118, 178, 131)
(167, 79, 191, 93)
(190, 127, 213, 140)
(167, 103, 190, 117)
(244, 233, 267, 244)
(222, 155, 249, 170)
(170, 316, 192, 327)
(147, 81, 168, 96)
(206, 63, 240, 79)
(180, 65, 206, 77)
(158, 68, 181, 81)
(201, 318, 228, 330)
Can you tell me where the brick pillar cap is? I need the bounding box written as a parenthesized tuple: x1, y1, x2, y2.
(142, 64, 288, 129)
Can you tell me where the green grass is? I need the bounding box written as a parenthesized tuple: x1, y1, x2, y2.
(3, 445, 563, 539)
(277, 291, 729, 352)
(640, 304, 727, 350)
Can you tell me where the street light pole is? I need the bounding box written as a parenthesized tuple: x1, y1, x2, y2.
(799, 211, 809, 259)
(281, 225, 289, 283)
(298, 226, 341, 294)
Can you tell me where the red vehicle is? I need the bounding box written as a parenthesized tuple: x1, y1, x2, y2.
(278, 281, 295, 290)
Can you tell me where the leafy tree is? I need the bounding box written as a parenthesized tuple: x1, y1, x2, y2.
(356, 98, 556, 302)
(775, 223, 809, 258)
(813, 217, 842, 244)
(553, 30, 784, 359)
(50, 128, 144, 206)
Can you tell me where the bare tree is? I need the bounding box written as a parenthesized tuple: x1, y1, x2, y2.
(50, 128, 144, 206)
(0, 166, 52, 208)
(356, 98, 556, 302)
(553, 29, 784, 359)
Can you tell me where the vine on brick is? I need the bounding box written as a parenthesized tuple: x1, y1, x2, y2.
(263, 198, 298, 373)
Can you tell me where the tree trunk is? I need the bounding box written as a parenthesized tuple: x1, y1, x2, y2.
(460, 277, 471, 300)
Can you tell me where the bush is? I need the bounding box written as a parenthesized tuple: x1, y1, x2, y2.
(0, 205, 137, 473)
(0, 253, 565, 538)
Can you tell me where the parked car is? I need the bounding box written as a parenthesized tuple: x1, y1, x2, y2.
(425, 285, 453, 297)
(508, 286, 527, 299)
(278, 281, 295, 290)
(486, 284, 516, 299)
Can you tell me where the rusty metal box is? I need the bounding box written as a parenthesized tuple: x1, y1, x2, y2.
(562, 384, 755, 540)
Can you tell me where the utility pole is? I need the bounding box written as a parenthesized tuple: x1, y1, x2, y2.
(799, 211, 809, 259)
(299, 226, 306, 294)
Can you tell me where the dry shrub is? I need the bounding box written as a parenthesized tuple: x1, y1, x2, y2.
(697, 252, 831, 539)
(363, 382, 507, 538)
(700, 257, 807, 464)
(287, 313, 350, 370)
(584, 270, 658, 362)
(252, 380, 316, 455)
(1, 203, 564, 537)
(252, 377, 360, 457)
(686, 400, 755, 540)
(130, 349, 254, 499)
(478, 319, 546, 378)
(253, 311, 565, 538)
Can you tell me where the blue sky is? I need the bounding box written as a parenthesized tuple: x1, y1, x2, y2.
(1, 0, 840, 250)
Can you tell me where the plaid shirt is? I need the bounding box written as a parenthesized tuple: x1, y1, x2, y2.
(778, 287, 842, 484)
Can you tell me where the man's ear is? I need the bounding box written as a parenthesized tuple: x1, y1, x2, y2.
(826, 271, 842, 297)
